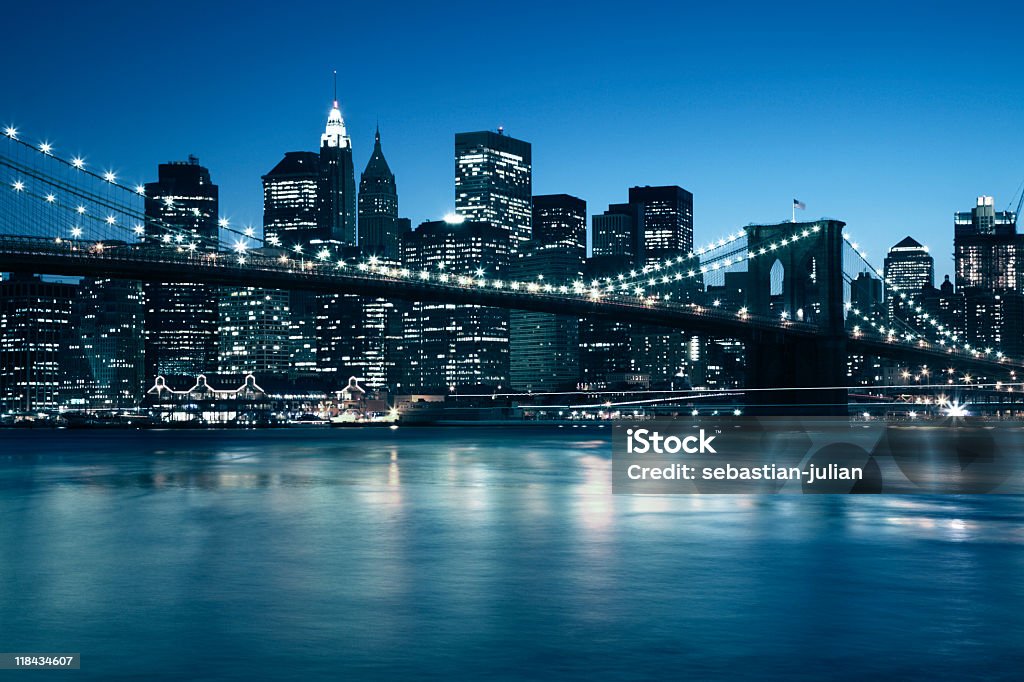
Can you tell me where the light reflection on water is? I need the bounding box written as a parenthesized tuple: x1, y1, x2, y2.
(0, 427, 1022, 681)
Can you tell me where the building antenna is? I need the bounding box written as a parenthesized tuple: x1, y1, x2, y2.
(333, 70, 337, 105)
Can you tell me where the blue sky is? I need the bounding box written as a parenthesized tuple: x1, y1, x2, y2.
(4, 0, 1022, 279)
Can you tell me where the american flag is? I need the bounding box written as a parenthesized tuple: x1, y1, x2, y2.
(793, 199, 806, 210)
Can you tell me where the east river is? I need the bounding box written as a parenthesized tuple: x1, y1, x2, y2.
(0, 427, 1021, 680)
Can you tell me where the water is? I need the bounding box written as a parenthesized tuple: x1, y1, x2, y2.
(0, 427, 1021, 680)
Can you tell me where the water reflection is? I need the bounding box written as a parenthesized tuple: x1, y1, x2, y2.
(0, 428, 1021, 680)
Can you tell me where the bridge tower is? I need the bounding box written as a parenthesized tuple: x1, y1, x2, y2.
(744, 219, 847, 415)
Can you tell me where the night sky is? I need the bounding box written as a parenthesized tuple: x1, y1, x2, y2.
(4, 0, 1022, 279)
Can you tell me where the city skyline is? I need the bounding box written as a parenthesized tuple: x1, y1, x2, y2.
(4, 1, 1023, 279)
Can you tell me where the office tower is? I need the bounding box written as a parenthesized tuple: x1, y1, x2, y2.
(956, 291, 1024, 358)
(401, 219, 511, 392)
(509, 195, 587, 391)
(455, 130, 532, 250)
(318, 97, 357, 247)
(142, 158, 219, 380)
(65, 278, 145, 408)
(954, 195, 1021, 292)
(592, 207, 636, 260)
(884, 236, 934, 300)
(358, 127, 406, 258)
(629, 185, 694, 265)
(217, 288, 293, 375)
(317, 129, 408, 388)
(142, 156, 219, 248)
(0, 273, 76, 412)
(262, 151, 321, 248)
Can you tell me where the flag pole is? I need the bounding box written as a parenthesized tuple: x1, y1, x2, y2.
(791, 200, 795, 223)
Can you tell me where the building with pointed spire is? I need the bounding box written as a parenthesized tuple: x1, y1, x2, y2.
(318, 94, 357, 247)
(358, 127, 408, 260)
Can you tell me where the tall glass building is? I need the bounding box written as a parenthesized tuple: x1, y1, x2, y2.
(455, 130, 532, 251)
(142, 158, 220, 380)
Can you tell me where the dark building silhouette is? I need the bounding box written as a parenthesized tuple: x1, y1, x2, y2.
(143, 158, 219, 380)
(455, 130, 532, 251)
(0, 273, 76, 412)
(629, 185, 694, 265)
(358, 127, 408, 259)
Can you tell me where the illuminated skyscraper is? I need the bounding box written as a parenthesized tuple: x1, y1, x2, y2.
(401, 219, 511, 391)
(217, 288, 293, 375)
(884, 236, 934, 300)
(142, 158, 219, 380)
(262, 151, 320, 248)
(318, 96, 357, 247)
(954, 195, 1020, 292)
(0, 273, 76, 412)
(628, 185, 694, 265)
(455, 130, 532, 250)
(65, 277, 145, 408)
(510, 195, 586, 391)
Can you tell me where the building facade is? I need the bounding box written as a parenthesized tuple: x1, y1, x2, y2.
(401, 219, 511, 392)
(0, 274, 76, 412)
(142, 158, 220, 380)
(455, 130, 532, 251)
(954, 195, 1021, 293)
(509, 195, 586, 391)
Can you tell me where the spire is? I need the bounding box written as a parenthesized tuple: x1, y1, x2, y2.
(321, 71, 351, 150)
(361, 124, 393, 181)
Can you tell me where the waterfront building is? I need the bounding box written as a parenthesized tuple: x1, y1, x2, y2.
(455, 129, 532, 251)
(142, 158, 220, 380)
(0, 273, 76, 412)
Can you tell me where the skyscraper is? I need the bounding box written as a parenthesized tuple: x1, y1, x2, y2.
(455, 130, 532, 250)
(358, 127, 406, 259)
(401, 219, 511, 391)
(884, 236, 934, 301)
(628, 185, 694, 265)
(592, 207, 636, 260)
(954, 195, 1021, 292)
(510, 195, 586, 391)
(143, 158, 220, 380)
(0, 273, 76, 412)
(217, 288, 293, 375)
(262, 151, 320, 248)
(318, 96, 357, 247)
(65, 278, 145, 408)
(142, 156, 219, 249)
